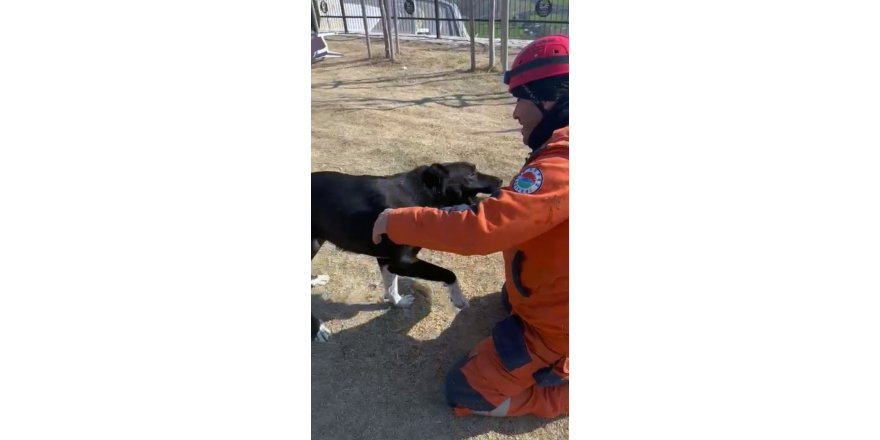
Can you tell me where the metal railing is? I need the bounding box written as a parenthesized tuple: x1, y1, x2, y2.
(313, 0, 569, 40)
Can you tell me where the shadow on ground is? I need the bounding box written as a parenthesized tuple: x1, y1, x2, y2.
(312, 92, 513, 112)
(311, 284, 563, 440)
(310, 57, 382, 73)
(311, 70, 476, 90)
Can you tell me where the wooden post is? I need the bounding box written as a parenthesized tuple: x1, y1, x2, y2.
(392, 0, 401, 55)
(384, 0, 395, 61)
(500, 0, 509, 71)
(378, 0, 391, 58)
(469, 0, 476, 71)
(359, 0, 372, 58)
(488, 0, 496, 69)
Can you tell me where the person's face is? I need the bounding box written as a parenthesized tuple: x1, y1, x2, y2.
(512, 99, 552, 145)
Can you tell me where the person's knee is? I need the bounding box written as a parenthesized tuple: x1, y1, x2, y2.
(527, 383, 569, 419)
(444, 356, 495, 412)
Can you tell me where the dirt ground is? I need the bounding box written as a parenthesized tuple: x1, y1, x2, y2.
(311, 37, 568, 440)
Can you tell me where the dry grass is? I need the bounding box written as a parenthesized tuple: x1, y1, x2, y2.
(311, 37, 568, 440)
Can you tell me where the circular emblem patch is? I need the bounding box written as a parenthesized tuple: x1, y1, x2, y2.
(404, 0, 415, 15)
(513, 167, 544, 194)
(319, 0, 329, 14)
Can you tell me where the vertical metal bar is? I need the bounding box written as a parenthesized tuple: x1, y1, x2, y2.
(392, 0, 401, 55)
(500, 0, 509, 71)
(360, 0, 372, 58)
(434, 0, 441, 39)
(469, 0, 476, 71)
(340, 0, 349, 33)
(488, 0, 496, 69)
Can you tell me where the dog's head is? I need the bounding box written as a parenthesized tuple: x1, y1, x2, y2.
(421, 162, 503, 206)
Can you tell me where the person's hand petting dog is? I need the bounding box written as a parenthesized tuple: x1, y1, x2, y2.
(372, 208, 393, 244)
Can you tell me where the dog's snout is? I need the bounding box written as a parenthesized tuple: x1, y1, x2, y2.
(482, 174, 503, 188)
(477, 173, 503, 194)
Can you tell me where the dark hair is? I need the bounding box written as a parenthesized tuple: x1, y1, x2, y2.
(511, 75, 569, 150)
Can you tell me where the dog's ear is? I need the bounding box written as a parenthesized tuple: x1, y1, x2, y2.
(422, 163, 449, 191)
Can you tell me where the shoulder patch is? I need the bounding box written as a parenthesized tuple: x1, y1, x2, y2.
(512, 167, 543, 194)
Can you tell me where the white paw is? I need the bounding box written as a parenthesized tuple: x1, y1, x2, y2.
(385, 294, 415, 308)
(311, 274, 329, 287)
(398, 294, 415, 308)
(314, 324, 331, 342)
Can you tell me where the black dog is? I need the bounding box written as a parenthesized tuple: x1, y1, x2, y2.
(311, 162, 503, 342)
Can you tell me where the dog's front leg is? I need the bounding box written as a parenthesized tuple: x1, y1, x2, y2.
(385, 258, 469, 310)
(377, 259, 414, 307)
(445, 280, 469, 310)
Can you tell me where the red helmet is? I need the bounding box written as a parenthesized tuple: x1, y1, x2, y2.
(503, 35, 569, 92)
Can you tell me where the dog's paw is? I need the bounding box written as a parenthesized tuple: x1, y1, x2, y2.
(451, 295, 470, 310)
(382, 292, 415, 308)
(313, 324, 331, 342)
(311, 274, 330, 287)
(446, 282, 469, 310)
(393, 294, 415, 308)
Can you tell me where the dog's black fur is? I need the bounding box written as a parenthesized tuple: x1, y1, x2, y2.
(311, 162, 503, 341)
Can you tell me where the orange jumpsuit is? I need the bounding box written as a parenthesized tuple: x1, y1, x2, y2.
(386, 127, 569, 418)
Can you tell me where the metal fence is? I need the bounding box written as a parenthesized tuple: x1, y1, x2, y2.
(313, 0, 568, 40)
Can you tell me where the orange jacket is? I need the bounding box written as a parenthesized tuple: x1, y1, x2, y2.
(387, 127, 569, 355)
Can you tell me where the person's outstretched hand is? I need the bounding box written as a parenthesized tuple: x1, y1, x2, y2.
(372, 209, 393, 244)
